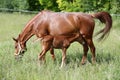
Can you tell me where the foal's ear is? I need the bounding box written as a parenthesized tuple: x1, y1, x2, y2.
(12, 37, 18, 42)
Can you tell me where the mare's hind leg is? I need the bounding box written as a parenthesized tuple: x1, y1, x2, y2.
(50, 48, 56, 61)
(77, 35, 89, 65)
(78, 39, 89, 65)
(86, 38, 96, 64)
(81, 42, 89, 64)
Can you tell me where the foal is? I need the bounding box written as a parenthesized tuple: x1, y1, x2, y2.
(39, 33, 84, 67)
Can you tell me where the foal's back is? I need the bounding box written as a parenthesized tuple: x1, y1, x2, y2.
(42, 33, 81, 49)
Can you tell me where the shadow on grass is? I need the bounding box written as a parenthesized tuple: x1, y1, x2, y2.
(60, 51, 115, 66)
(13, 50, 115, 67)
(96, 53, 115, 64)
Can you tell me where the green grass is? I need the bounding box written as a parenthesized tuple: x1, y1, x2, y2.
(0, 12, 120, 80)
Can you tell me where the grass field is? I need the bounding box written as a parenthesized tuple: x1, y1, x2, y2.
(0, 12, 120, 80)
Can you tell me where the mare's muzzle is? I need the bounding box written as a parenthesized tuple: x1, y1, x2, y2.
(14, 48, 27, 60)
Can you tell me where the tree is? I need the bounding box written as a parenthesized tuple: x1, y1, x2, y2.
(27, 0, 41, 11)
(0, 0, 120, 13)
(12, 0, 28, 10)
(38, 0, 59, 11)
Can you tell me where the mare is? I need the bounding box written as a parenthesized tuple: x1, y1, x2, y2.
(13, 10, 112, 65)
(39, 32, 83, 67)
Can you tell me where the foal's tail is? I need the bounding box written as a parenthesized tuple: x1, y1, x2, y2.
(91, 12, 112, 41)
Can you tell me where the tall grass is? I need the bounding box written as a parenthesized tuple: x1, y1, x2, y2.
(0, 12, 120, 80)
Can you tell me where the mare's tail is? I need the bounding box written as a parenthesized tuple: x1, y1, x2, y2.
(91, 12, 112, 41)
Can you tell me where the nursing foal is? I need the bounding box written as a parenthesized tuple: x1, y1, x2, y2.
(39, 33, 84, 67)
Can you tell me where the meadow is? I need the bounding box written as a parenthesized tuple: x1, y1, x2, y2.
(0, 12, 120, 80)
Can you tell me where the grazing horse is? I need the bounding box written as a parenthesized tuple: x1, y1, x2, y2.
(39, 32, 83, 67)
(13, 10, 112, 65)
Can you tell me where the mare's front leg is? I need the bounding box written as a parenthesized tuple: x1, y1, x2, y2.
(60, 48, 67, 68)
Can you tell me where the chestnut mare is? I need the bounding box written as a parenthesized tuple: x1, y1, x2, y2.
(13, 10, 112, 66)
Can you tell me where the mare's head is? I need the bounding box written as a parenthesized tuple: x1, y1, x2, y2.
(13, 37, 27, 60)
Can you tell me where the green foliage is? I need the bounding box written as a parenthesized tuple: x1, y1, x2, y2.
(109, 0, 120, 13)
(56, 0, 120, 13)
(27, 0, 41, 11)
(12, 0, 28, 10)
(39, 0, 59, 11)
(0, 0, 120, 13)
(0, 0, 28, 10)
(56, 0, 84, 12)
(0, 0, 14, 9)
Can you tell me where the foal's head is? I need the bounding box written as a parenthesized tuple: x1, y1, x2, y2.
(13, 37, 27, 59)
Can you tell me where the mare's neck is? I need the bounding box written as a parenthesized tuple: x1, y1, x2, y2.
(18, 12, 42, 43)
(18, 23, 34, 44)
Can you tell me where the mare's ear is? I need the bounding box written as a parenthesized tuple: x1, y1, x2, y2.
(12, 37, 18, 42)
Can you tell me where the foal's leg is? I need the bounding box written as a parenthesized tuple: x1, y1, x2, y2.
(38, 48, 48, 63)
(38, 41, 51, 63)
(86, 38, 96, 64)
(39, 50, 46, 62)
(50, 48, 56, 61)
(60, 48, 67, 68)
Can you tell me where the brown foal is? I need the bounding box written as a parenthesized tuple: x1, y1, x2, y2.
(39, 33, 84, 67)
